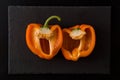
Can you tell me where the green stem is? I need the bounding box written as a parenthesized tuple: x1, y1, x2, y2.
(73, 28, 80, 31)
(43, 15, 61, 28)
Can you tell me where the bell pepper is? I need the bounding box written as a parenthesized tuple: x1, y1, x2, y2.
(26, 16, 63, 60)
(61, 24, 96, 61)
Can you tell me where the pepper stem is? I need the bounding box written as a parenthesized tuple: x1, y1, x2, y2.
(43, 16, 61, 28)
(73, 28, 80, 31)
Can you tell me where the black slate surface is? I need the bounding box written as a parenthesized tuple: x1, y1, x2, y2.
(8, 6, 111, 74)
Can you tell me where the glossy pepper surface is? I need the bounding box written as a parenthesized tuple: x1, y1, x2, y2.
(26, 16, 63, 60)
(61, 24, 96, 61)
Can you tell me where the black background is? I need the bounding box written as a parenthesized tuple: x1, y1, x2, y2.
(0, 0, 120, 79)
(8, 6, 110, 74)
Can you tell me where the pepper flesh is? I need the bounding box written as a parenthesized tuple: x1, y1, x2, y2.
(61, 24, 96, 61)
(26, 16, 63, 60)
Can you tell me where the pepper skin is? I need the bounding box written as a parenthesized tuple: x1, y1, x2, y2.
(61, 24, 96, 61)
(26, 16, 63, 60)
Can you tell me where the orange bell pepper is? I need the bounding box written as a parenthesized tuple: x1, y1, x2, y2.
(61, 24, 96, 61)
(26, 16, 63, 60)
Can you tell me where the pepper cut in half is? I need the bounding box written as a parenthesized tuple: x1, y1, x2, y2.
(61, 24, 96, 61)
(26, 16, 63, 60)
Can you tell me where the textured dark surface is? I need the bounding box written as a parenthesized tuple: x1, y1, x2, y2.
(8, 6, 111, 74)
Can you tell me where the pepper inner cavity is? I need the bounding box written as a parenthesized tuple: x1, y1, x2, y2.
(83, 28, 91, 50)
(39, 38, 50, 55)
(63, 32, 80, 53)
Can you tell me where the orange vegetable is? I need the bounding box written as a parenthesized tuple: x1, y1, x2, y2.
(26, 16, 63, 60)
(61, 24, 96, 61)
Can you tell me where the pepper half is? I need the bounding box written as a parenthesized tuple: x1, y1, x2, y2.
(61, 24, 96, 61)
(26, 16, 63, 60)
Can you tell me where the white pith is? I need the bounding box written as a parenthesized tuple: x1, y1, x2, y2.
(69, 29, 86, 40)
(69, 29, 86, 57)
(33, 28, 56, 55)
